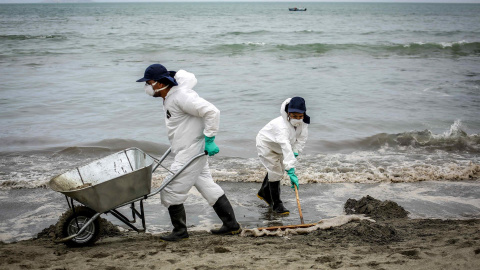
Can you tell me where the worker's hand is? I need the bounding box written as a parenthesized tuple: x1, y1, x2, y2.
(294, 152, 299, 158)
(204, 136, 220, 156)
(286, 168, 299, 189)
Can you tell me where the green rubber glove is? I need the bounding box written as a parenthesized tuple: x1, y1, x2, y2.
(204, 135, 219, 156)
(294, 152, 299, 158)
(286, 168, 299, 189)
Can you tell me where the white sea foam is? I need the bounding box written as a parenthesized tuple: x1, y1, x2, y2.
(440, 40, 468, 48)
(403, 41, 426, 48)
(403, 40, 470, 49)
(2, 152, 478, 190)
(206, 152, 479, 185)
(1, 121, 478, 190)
(245, 41, 266, 46)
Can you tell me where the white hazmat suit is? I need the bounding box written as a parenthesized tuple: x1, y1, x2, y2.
(160, 70, 224, 207)
(256, 98, 308, 182)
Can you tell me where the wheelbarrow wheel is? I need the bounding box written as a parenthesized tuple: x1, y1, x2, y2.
(55, 206, 101, 247)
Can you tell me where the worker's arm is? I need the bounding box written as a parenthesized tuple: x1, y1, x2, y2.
(292, 126, 308, 156)
(178, 92, 220, 137)
(179, 92, 220, 156)
(276, 131, 296, 171)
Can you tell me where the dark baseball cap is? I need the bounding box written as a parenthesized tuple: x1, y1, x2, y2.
(287, 97, 307, 113)
(287, 97, 310, 124)
(136, 64, 178, 86)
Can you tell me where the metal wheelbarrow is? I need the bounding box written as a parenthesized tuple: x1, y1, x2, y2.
(48, 147, 204, 247)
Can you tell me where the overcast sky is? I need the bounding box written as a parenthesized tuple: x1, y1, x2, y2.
(1, 0, 479, 3)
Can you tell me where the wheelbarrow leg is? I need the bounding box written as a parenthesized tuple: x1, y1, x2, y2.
(69, 197, 81, 231)
(64, 196, 78, 227)
(128, 201, 146, 230)
(65, 195, 72, 209)
(129, 201, 146, 229)
(109, 201, 146, 233)
(140, 200, 146, 230)
(129, 202, 137, 223)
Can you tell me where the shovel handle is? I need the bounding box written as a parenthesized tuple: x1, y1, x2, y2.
(294, 185, 304, 224)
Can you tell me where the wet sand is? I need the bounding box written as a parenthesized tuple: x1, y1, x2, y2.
(2, 181, 480, 243)
(1, 196, 479, 270)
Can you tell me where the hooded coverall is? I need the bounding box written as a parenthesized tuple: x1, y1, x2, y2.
(256, 98, 309, 182)
(160, 70, 224, 207)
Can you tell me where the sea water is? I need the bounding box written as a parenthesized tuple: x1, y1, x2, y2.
(0, 2, 479, 242)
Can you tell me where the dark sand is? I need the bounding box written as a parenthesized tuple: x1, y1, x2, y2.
(1, 196, 479, 270)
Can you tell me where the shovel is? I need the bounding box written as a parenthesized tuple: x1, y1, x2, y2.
(294, 184, 304, 224)
(257, 183, 316, 231)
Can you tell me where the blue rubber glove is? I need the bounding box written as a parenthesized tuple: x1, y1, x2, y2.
(286, 168, 299, 189)
(294, 152, 299, 158)
(204, 135, 219, 156)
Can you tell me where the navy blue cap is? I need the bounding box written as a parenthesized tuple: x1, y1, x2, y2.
(136, 64, 178, 86)
(286, 97, 310, 124)
(287, 97, 307, 113)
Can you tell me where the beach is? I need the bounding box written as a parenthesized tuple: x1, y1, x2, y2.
(2, 196, 480, 270)
(1, 2, 479, 269)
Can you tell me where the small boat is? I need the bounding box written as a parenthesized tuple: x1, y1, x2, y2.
(289, 8, 307, 11)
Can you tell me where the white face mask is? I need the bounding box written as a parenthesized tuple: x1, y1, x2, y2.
(289, 118, 303, 127)
(144, 81, 169, 97)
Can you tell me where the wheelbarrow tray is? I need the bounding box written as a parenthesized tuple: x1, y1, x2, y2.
(49, 148, 155, 213)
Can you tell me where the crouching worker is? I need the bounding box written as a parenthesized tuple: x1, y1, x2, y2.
(256, 97, 310, 215)
(137, 64, 241, 241)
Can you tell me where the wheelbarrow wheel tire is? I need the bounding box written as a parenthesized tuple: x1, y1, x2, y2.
(55, 206, 101, 247)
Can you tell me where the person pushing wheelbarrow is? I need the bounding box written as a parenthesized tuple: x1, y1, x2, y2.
(137, 64, 241, 241)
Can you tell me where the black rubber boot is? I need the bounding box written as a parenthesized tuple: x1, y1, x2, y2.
(159, 204, 189, 242)
(257, 173, 273, 206)
(210, 194, 242, 235)
(270, 181, 290, 215)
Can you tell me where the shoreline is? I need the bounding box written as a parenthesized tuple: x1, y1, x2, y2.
(1, 181, 480, 244)
(1, 217, 479, 269)
(1, 196, 480, 269)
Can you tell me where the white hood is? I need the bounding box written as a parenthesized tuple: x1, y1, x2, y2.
(280, 98, 292, 124)
(174, 69, 197, 90)
(162, 69, 220, 163)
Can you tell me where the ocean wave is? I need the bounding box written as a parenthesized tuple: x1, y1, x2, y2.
(294, 30, 318, 34)
(0, 139, 172, 190)
(211, 41, 480, 57)
(0, 34, 66, 41)
(202, 151, 480, 185)
(359, 30, 478, 37)
(2, 148, 479, 191)
(295, 157, 480, 184)
(402, 40, 455, 49)
(1, 122, 477, 157)
(2, 157, 478, 191)
(0, 180, 49, 190)
(55, 139, 170, 156)
(219, 30, 270, 37)
(0, 138, 170, 156)
(383, 40, 480, 56)
(218, 29, 320, 37)
(315, 120, 480, 153)
(1, 123, 479, 190)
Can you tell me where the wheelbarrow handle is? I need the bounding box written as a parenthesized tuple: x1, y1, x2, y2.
(148, 151, 207, 198)
(152, 148, 172, 173)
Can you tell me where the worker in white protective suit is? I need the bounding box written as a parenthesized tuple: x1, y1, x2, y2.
(137, 64, 241, 241)
(256, 97, 310, 215)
